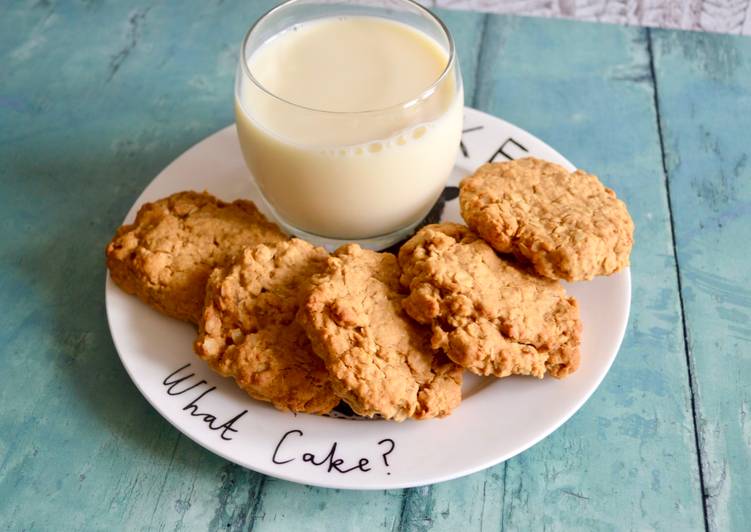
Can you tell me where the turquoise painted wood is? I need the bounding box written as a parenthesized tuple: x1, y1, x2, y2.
(0, 1, 748, 530)
(651, 29, 751, 532)
(471, 17, 706, 531)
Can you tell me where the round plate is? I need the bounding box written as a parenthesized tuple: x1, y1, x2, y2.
(106, 107, 630, 490)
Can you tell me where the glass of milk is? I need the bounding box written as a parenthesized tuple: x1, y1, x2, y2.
(235, 0, 463, 249)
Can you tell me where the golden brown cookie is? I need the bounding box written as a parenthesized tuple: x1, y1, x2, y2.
(399, 223, 581, 379)
(460, 158, 634, 281)
(298, 244, 462, 421)
(106, 191, 285, 323)
(195, 239, 339, 414)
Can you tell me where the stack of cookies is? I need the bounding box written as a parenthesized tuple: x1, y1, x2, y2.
(106, 158, 633, 421)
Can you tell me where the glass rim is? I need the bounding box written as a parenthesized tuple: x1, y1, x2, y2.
(238, 0, 457, 115)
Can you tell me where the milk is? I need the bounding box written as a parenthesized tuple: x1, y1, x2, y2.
(235, 16, 463, 239)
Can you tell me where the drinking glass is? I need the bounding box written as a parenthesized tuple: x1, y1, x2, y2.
(235, 0, 463, 249)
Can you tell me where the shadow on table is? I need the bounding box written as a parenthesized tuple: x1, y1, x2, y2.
(5, 142, 190, 465)
(8, 139, 288, 516)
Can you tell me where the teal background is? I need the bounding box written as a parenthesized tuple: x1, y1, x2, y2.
(1, 1, 749, 530)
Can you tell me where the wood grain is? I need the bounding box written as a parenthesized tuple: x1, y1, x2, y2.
(650, 28, 751, 531)
(0, 1, 748, 531)
(428, 0, 751, 36)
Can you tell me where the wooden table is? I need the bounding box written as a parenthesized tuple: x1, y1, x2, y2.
(1, 2, 749, 530)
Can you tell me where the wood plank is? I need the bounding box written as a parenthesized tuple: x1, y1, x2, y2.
(397, 468, 505, 531)
(470, 15, 705, 530)
(650, 27, 751, 532)
(251, 481, 403, 532)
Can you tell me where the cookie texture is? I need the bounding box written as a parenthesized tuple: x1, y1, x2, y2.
(399, 223, 581, 379)
(195, 239, 338, 414)
(106, 191, 285, 323)
(460, 158, 634, 281)
(298, 244, 462, 421)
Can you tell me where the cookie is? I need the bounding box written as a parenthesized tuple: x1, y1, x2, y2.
(106, 191, 286, 323)
(399, 223, 581, 379)
(195, 239, 339, 414)
(460, 158, 634, 281)
(298, 244, 462, 421)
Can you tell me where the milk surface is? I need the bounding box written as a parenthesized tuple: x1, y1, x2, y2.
(236, 16, 463, 239)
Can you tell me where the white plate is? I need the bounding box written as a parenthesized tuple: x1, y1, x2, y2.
(106, 107, 630, 490)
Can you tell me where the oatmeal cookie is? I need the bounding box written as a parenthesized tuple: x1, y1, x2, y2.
(460, 158, 633, 281)
(399, 223, 581, 378)
(195, 239, 338, 414)
(298, 244, 462, 421)
(106, 191, 285, 323)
